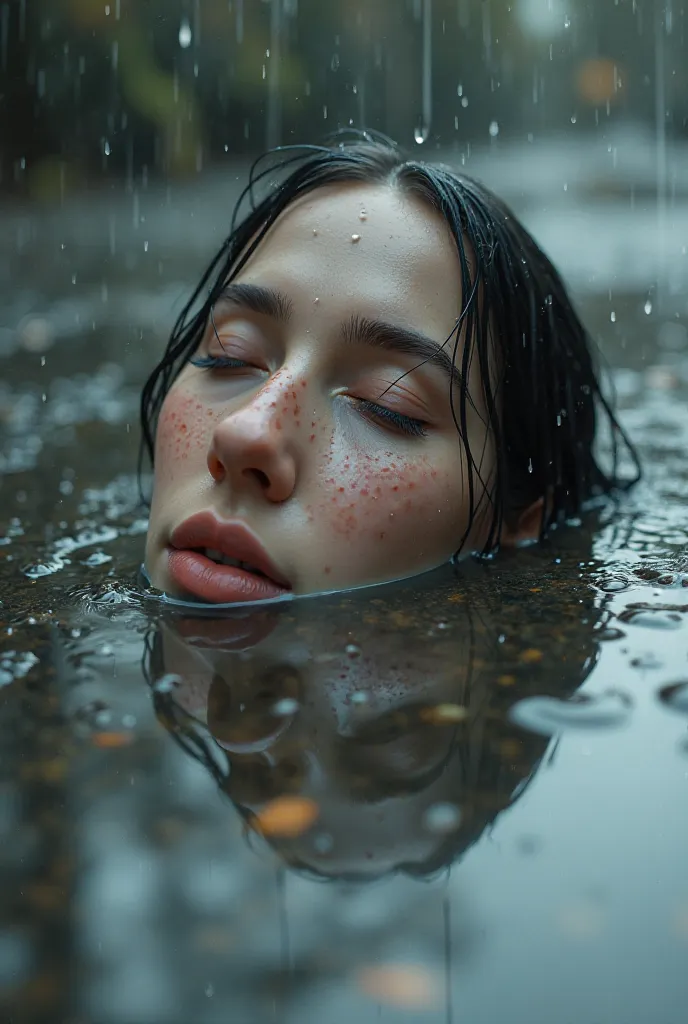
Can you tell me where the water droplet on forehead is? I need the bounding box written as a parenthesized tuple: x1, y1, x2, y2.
(423, 803, 463, 835)
(351, 234, 361, 243)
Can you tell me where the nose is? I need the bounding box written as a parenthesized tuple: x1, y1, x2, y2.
(207, 390, 298, 503)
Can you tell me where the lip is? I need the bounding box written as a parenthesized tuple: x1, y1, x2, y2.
(168, 513, 291, 604)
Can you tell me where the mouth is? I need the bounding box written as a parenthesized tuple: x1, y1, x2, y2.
(166, 513, 292, 605)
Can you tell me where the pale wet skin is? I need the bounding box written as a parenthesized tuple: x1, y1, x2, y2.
(1, 179, 688, 1022)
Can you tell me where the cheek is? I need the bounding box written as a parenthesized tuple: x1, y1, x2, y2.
(155, 387, 213, 479)
(313, 443, 460, 548)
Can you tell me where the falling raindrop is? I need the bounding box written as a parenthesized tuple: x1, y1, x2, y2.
(644, 299, 653, 315)
(178, 18, 192, 48)
(415, 0, 432, 144)
(610, 311, 616, 322)
(488, 120, 499, 137)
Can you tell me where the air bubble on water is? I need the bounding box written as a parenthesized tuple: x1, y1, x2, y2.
(423, 802, 463, 834)
(313, 832, 334, 854)
(271, 697, 299, 717)
(178, 18, 192, 48)
(657, 682, 688, 716)
(489, 120, 499, 137)
(644, 299, 653, 315)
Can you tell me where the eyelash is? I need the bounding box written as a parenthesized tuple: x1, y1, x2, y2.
(190, 355, 428, 438)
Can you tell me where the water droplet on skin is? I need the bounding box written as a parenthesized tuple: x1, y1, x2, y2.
(359, 210, 367, 221)
(178, 18, 192, 47)
(509, 691, 633, 737)
(313, 297, 319, 304)
(351, 234, 361, 243)
(312, 229, 318, 236)
(423, 802, 463, 835)
(489, 120, 499, 137)
(153, 673, 182, 693)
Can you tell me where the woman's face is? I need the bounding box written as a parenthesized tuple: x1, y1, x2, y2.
(145, 182, 494, 602)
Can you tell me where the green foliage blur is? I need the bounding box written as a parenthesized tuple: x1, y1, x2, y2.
(1, 0, 686, 197)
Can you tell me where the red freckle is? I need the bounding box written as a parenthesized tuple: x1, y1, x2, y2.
(179, 423, 187, 432)
(338, 487, 345, 492)
(431, 470, 437, 478)
(360, 489, 369, 496)
(309, 434, 315, 442)
(270, 402, 277, 407)
(379, 532, 385, 540)
(408, 482, 415, 489)
(276, 420, 282, 429)
(294, 405, 300, 415)
(311, 422, 316, 427)
(392, 486, 399, 491)
(206, 410, 213, 417)
(301, 381, 307, 388)
(296, 420, 301, 427)
(324, 566, 331, 574)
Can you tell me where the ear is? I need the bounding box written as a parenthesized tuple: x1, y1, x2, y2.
(500, 496, 545, 547)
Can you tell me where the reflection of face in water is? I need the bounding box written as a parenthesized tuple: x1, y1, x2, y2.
(147, 572, 604, 880)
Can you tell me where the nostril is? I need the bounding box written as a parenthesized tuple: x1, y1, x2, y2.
(246, 468, 270, 490)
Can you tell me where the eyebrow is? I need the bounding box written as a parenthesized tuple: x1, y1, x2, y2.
(215, 283, 460, 386)
(216, 282, 294, 321)
(340, 313, 461, 388)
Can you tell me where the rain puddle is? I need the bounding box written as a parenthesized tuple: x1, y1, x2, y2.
(2, 158, 688, 1023)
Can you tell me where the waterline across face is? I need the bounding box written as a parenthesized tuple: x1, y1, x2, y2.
(145, 183, 495, 602)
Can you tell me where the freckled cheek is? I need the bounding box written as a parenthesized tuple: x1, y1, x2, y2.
(314, 447, 458, 547)
(155, 388, 214, 478)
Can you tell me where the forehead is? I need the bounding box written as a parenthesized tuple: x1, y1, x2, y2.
(239, 183, 464, 328)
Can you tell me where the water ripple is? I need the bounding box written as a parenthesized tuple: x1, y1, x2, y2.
(509, 691, 633, 737)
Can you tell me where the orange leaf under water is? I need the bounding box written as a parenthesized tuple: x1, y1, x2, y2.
(250, 796, 319, 838)
(357, 964, 441, 1009)
(91, 731, 134, 749)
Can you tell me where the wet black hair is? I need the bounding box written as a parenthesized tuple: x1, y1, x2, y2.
(140, 130, 640, 555)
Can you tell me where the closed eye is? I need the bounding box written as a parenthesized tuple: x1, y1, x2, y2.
(190, 355, 253, 371)
(354, 399, 427, 438)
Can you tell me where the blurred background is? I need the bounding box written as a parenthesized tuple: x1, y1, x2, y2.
(0, 0, 687, 514)
(1, 0, 687, 192)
